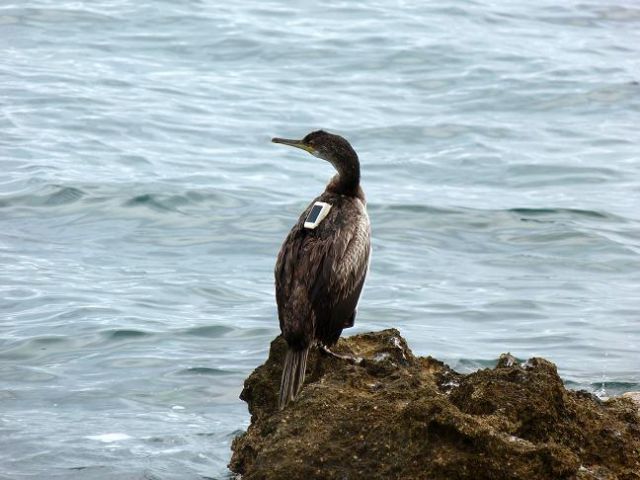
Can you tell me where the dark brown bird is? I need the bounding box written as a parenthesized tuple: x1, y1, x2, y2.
(272, 130, 371, 409)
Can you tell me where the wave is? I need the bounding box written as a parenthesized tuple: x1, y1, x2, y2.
(370, 203, 623, 222)
(0, 186, 85, 208)
(183, 325, 234, 338)
(103, 329, 152, 340)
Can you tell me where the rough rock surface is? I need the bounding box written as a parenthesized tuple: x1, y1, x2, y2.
(229, 329, 640, 480)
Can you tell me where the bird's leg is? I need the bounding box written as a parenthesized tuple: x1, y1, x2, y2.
(318, 344, 363, 365)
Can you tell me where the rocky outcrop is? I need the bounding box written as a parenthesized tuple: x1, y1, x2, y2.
(230, 329, 640, 480)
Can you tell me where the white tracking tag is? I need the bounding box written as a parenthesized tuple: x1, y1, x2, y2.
(304, 202, 332, 229)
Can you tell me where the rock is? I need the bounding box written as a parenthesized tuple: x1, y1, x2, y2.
(623, 392, 640, 408)
(229, 329, 640, 480)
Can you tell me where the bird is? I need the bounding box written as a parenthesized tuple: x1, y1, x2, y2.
(271, 130, 371, 409)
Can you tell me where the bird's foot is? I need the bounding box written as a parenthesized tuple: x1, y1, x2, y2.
(318, 344, 363, 365)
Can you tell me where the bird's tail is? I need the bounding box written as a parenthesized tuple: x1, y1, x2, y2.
(278, 347, 310, 410)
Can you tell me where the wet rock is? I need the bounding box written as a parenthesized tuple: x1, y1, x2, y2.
(623, 392, 640, 408)
(229, 329, 640, 480)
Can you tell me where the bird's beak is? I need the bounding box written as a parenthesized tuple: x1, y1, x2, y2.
(272, 137, 315, 155)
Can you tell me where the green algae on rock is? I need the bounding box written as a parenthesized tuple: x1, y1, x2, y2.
(230, 329, 640, 480)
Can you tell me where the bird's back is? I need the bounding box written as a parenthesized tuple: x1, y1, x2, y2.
(275, 191, 370, 350)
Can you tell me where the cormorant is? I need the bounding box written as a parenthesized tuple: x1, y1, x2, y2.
(272, 130, 371, 409)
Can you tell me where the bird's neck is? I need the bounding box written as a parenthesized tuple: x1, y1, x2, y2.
(326, 161, 361, 198)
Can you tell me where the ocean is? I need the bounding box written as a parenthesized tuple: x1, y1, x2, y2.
(1, 1, 639, 478)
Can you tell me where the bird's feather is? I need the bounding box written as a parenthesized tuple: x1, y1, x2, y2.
(275, 192, 370, 349)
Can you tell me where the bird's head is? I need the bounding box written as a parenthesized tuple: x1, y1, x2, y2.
(272, 130, 358, 172)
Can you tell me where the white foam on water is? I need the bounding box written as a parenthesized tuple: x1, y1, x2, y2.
(86, 433, 132, 443)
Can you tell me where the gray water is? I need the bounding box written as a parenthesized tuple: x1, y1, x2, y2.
(1, 0, 639, 478)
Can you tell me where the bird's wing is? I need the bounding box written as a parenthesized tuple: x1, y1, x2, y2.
(275, 198, 370, 347)
(309, 201, 371, 345)
(274, 202, 319, 347)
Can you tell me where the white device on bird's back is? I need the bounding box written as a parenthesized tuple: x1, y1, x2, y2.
(304, 202, 332, 229)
